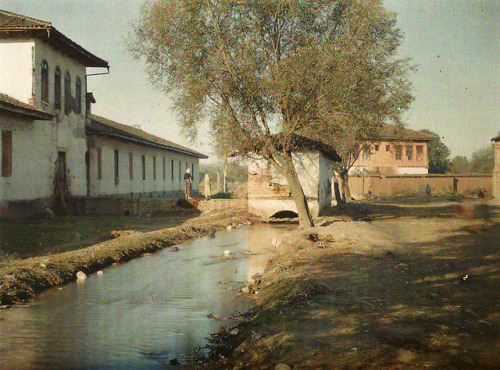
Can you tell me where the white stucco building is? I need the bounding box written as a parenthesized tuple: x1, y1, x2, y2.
(0, 9, 206, 217)
(247, 136, 340, 218)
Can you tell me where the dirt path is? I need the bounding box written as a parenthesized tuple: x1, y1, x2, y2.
(207, 201, 500, 368)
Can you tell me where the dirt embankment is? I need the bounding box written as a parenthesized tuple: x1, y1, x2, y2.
(205, 208, 500, 369)
(0, 209, 256, 306)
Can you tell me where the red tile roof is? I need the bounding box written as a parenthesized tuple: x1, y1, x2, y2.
(0, 92, 53, 120)
(87, 114, 208, 159)
(377, 124, 438, 142)
(0, 9, 108, 68)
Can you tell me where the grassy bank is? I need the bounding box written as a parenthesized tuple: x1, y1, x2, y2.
(0, 209, 255, 306)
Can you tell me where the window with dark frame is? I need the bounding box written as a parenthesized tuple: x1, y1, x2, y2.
(191, 163, 194, 180)
(75, 77, 82, 114)
(416, 145, 424, 161)
(129, 153, 133, 180)
(97, 148, 102, 180)
(41, 60, 49, 103)
(153, 156, 156, 180)
(178, 161, 181, 183)
(54, 67, 61, 109)
(114, 150, 119, 185)
(1, 130, 12, 177)
(405, 145, 413, 161)
(386, 144, 390, 151)
(171, 159, 174, 181)
(142, 155, 146, 180)
(163, 158, 166, 180)
(395, 145, 402, 160)
(64, 71, 71, 115)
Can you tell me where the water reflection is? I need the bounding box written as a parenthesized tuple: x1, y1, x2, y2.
(0, 225, 291, 368)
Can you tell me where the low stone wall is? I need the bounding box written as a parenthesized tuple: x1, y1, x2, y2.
(197, 199, 248, 212)
(68, 196, 179, 216)
(349, 174, 492, 199)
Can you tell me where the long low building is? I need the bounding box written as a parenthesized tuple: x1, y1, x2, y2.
(86, 114, 207, 198)
(0, 9, 207, 218)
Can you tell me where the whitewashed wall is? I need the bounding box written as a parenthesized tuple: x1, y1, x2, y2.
(1, 38, 89, 200)
(33, 40, 88, 196)
(248, 151, 332, 217)
(88, 136, 201, 197)
(0, 40, 34, 103)
(0, 112, 55, 202)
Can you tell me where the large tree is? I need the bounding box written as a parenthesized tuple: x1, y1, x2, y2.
(421, 129, 450, 174)
(132, 0, 413, 226)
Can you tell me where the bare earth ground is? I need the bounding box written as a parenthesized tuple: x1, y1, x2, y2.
(207, 199, 500, 369)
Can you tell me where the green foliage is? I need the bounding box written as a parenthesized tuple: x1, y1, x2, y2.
(470, 145, 494, 174)
(449, 145, 494, 174)
(420, 129, 450, 174)
(132, 0, 414, 225)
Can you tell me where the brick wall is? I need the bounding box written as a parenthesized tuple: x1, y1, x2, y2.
(349, 174, 492, 198)
(247, 174, 291, 199)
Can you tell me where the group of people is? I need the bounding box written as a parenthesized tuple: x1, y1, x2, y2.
(183, 168, 212, 200)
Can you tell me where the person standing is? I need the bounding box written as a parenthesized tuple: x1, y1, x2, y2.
(184, 168, 193, 199)
(204, 174, 212, 200)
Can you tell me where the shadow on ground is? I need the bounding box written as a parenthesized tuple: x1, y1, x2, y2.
(0, 207, 201, 259)
(217, 212, 500, 368)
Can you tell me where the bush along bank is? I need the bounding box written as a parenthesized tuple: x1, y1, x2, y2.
(0, 211, 256, 307)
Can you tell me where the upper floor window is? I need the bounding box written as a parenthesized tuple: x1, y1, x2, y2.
(41, 61, 49, 103)
(54, 67, 61, 110)
(75, 77, 82, 114)
(64, 72, 72, 115)
(395, 145, 402, 161)
(363, 145, 371, 160)
(416, 145, 424, 161)
(405, 145, 413, 161)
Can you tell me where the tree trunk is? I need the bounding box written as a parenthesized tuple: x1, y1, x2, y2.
(278, 156, 314, 228)
(333, 173, 345, 205)
(340, 170, 352, 203)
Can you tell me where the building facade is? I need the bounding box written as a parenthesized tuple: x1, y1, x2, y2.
(86, 115, 206, 198)
(0, 10, 206, 217)
(247, 136, 340, 218)
(350, 126, 436, 175)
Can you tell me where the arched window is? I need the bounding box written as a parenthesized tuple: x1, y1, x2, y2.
(75, 77, 82, 114)
(64, 71, 71, 115)
(41, 60, 49, 103)
(54, 67, 61, 109)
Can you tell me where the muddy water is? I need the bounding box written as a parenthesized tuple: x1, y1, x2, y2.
(0, 225, 291, 369)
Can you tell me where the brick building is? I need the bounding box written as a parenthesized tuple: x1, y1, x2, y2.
(351, 125, 437, 175)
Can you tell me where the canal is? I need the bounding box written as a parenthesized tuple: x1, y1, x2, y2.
(0, 225, 291, 368)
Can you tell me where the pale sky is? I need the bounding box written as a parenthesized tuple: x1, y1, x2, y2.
(1, 0, 498, 160)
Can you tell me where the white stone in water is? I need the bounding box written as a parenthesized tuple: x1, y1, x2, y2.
(223, 250, 232, 258)
(271, 237, 282, 249)
(275, 364, 291, 370)
(97, 271, 103, 276)
(76, 271, 87, 280)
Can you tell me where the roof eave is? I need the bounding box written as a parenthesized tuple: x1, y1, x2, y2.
(86, 126, 208, 159)
(0, 101, 53, 120)
(0, 27, 108, 68)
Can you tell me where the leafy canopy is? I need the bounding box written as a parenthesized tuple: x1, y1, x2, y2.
(132, 0, 414, 161)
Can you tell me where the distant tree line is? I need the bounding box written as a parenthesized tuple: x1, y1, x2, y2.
(422, 129, 495, 174)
